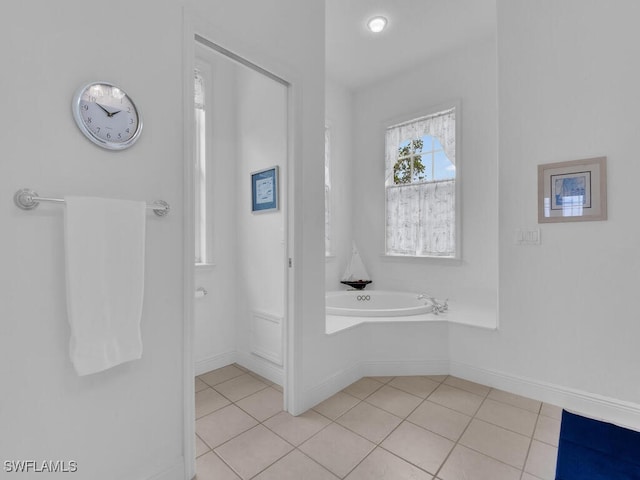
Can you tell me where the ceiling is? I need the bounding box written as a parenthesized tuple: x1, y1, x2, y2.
(326, 0, 497, 90)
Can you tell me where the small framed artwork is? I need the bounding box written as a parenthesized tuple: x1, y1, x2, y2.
(251, 166, 279, 213)
(538, 156, 607, 223)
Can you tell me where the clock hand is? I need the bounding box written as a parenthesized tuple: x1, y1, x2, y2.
(95, 103, 123, 117)
(95, 103, 112, 116)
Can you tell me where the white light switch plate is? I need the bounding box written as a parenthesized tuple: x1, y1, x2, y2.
(514, 228, 541, 245)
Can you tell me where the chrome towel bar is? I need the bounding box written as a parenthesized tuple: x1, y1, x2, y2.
(13, 188, 170, 217)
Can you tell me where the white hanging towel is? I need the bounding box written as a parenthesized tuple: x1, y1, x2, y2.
(341, 242, 371, 282)
(64, 196, 146, 376)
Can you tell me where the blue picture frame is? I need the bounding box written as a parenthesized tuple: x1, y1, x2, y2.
(251, 166, 279, 213)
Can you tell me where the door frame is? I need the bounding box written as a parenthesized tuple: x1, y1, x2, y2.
(181, 9, 300, 479)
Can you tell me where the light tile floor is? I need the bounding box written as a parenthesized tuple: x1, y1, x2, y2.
(194, 365, 561, 480)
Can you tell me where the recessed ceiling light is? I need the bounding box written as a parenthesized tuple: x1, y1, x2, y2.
(367, 16, 387, 33)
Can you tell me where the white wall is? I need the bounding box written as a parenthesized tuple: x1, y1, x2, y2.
(325, 79, 354, 290)
(0, 0, 326, 477)
(360, 322, 450, 377)
(449, 0, 640, 427)
(0, 2, 184, 478)
(350, 36, 499, 328)
(235, 66, 287, 378)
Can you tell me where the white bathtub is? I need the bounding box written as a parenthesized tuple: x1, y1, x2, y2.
(325, 290, 439, 334)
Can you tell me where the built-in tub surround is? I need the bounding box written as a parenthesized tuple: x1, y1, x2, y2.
(326, 290, 496, 334)
(326, 290, 443, 334)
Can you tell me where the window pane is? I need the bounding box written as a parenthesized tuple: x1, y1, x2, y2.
(393, 156, 412, 184)
(429, 135, 443, 152)
(385, 107, 457, 257)
(413, 153, 430, 183)
(325, 126, 331, 255)
(194, 69, 207, 264)
(417, 135, 433, 153)
(434, 150, 455, 180)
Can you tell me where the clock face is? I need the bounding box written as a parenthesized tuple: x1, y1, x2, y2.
(72, 82, 142, 150)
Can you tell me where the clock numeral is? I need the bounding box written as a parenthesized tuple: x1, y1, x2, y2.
(82, 104, 88, 111)
(129, 118, 134, 124)
(125, 128, 130, 134)
(87, 117, 92, 124)
(106, 133, 111, 139)
(89, 96, 96, 102)
(127, 107, 131, 113)
(96, 127, 100, 133)
(118, 133, 122, 139)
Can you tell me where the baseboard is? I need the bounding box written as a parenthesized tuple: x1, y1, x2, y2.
(235, 351, 284, 386)
(361, 358, 449, 378)
(194, 350, 283, 386)
(300, 362, 363, 413)
(301, 358, 448, 413)
(194, 351, 237, 376)
(144, 458, 185, 480)
(450, 361, 640, 431)
(195, 352, 640, 432)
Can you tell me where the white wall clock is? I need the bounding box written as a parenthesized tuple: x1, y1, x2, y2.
(72, 81, 142, 150)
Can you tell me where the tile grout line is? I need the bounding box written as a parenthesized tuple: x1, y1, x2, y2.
(349, 381, 552, 477)
(211, 389, 297, 480)
(448, 392, 549, 479)
(197, 368, 246, 388)
(367, 375, 492, 478)
(313, 386, 386, 478)
(302, 376, 417, 478)
(194, 432, 211, 459)
(250, 388, 360, 479)
(339, 375, 450, 479)
(195, 381, 276, 458)
(198, 371, 393, 477)
(251, 415, 337, 478)
(518, 402, 544, 480)
(212, 448, 243, 479)
(263, 375, 452, 478)
(431, 381, 492, 479)
(196, 369, 557, 479)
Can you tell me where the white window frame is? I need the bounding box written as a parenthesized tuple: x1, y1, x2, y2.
(194, 55, 214, 266)
(324, 125, 332, 257)
(384, 102, 461, 260)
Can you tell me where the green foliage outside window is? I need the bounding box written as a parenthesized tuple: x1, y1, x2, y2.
(393, 139, 425, 184)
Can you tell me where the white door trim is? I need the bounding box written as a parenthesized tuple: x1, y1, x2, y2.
(181, 10, 197, 480)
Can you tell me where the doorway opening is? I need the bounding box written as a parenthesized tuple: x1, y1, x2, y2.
(183, 30, 292, 479)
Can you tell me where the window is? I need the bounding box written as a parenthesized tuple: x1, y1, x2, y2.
(194, 67, 209, 264)
(385, 107, 457, 257)
(325, 126, 331, 256)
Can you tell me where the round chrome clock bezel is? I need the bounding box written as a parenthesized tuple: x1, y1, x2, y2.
(71, 81, 143, 150)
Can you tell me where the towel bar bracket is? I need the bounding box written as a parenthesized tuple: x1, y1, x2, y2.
(14, 188, 42, 210)
(13, 188, 170, 217)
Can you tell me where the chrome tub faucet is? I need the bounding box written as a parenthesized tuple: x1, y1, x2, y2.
(417, 293, 449, 315)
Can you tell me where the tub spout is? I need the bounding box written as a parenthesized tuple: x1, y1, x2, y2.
(433, 299, 448, 315)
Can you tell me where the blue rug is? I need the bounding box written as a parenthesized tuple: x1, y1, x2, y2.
(556, 410, 640, 479)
